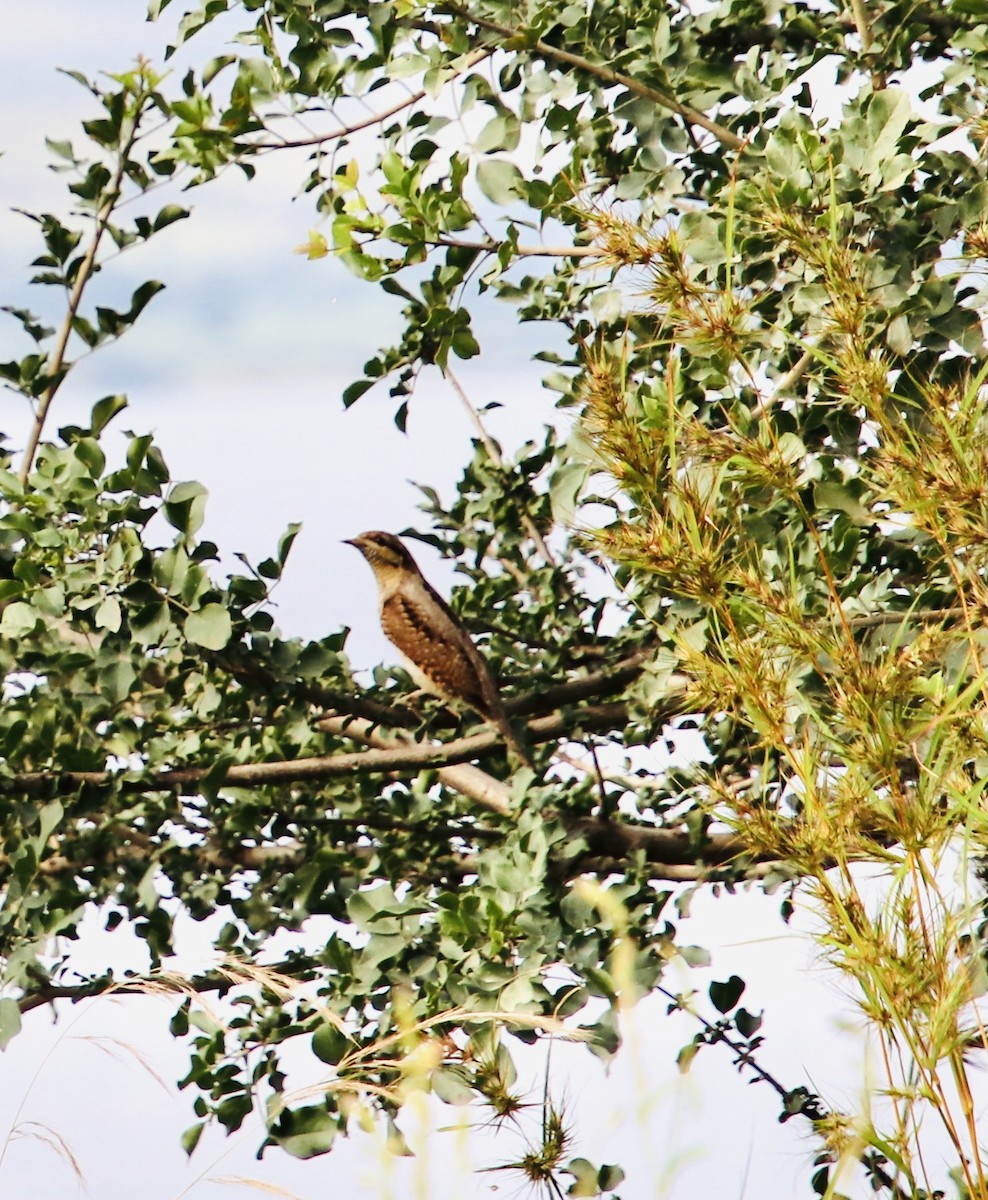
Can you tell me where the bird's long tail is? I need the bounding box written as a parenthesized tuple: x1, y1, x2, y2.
(484, 701, 533, 770)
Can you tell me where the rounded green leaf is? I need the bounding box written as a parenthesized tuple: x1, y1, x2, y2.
(476, 159, 524, 205)
(95, 595, 122, 632)
(0, 998, 21, 1050)
(0, 601, 40, 637)
(709, 975, 745, 1014)
(270, 1106, 337, 1160)
(164, 480, 208, 535)
(184, 603, 232, 650)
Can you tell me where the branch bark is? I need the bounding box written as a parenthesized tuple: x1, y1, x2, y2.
(2, 702, 634, 799)
(13, 806, 771, 885)
(2, 647, 683, 801)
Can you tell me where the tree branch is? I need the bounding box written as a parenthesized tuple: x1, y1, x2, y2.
(249, 46, 494, 150)
(440, 3, 745, 152)
(848, 0, 874, 54)
(19, 121, 141, 483)
(13, 806, 774, 887)
(506, 651, 672, 716)
(436, 236, 599, 258)
(0, 703, 634, 800)
(224, 645, 667, 729)
(316, 712, 514, 815)
(218, 652, 421, 727)
(18, 954, 321, 1015)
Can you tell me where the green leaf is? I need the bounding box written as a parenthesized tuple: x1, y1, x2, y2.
(155, 545, 190, 595)
(735, 1008, 762, 1038)
(153, 204, 189, 232)
(164, 480, 208, 536)
(270, 1106, 337, 1160)
(598, 1164, 625, 1191)
(813, 481, 870, 521)
(130, 601, 172, 646)
(475, 113, 520, 153)
(342, 378, 374, 406)
(709, 975, 745, 1014)
(185, 603, 232, 650)
(385, 1116, 411, 1156)
(181, 1122, 205, 1156)
(1, 305, 53, 343)
(887, 313, 912, 356)
(73, 437, 105, 477)
(431, 1067, 476, 1105)
(866, 86, 912, 170)
(567, 1158, 601, 1197)
(99, 658, 137, 703)
(0, 998, 21, 1050)
(0, 601, 40, 637)
(38, 800, 63, 841)
(277, 522, 301, 565)
(90, 393, 128, 435)
(45, 137, 76, 162)
(676, 1040, 700, 1073)
(312, 1021, 350, 1065)
(450, 327, 480, 359)
(95, 596, 122, 632)
(476, 159, 524, 205)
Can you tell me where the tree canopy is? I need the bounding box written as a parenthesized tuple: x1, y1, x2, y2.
(4, 0, 988, 1194)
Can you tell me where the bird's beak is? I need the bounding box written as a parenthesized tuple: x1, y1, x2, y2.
(342, 537, 358, 547)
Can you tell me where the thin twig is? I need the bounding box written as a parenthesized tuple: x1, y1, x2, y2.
(435, 236, 599, 258)
(440, 3, 745, 152)
(249, 46, 493, 150)
(753, 347, 815, 417)
(847, 606, 966, 629)
(848, 0, 874, 54)
(446, 366, 558, 565)
(19, 125, 141, 483)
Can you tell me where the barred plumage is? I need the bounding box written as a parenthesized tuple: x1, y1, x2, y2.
(345, 531, 531, 767)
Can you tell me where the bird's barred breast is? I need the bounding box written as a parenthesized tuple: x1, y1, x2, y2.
(381, 592, 487, 712)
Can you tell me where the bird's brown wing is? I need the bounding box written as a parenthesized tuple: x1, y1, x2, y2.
(381, 591, 488, 711)
(382, 586, 532, 768)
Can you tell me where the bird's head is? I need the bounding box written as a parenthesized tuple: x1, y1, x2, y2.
(344, 530, 420, 576)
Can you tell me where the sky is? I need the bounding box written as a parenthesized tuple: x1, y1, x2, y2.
(0, 5, 911, 1199)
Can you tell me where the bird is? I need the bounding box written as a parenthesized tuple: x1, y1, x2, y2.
(345, 530, 531, 767)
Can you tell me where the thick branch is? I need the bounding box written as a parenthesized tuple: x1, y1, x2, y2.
(0, 649, 676, 805)
(507, 652, 674, 716)
(225, 646, 669, 729)
(16, 811, 771, 887)
(565, 818, 770, 877)
(218, 651, 415, 726)
(316, 713, 513, 815)
(848, 0, 874, 54)
(1, 703, 632, 800)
